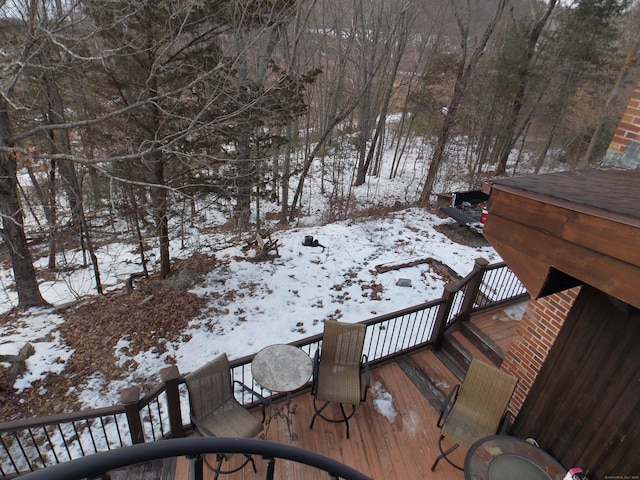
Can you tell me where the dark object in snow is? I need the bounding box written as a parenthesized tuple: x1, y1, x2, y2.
(126, 272, 147, 291)
(302, 235, 326, 251)
(243, 232, 280, 261)
(449, 190, 489, 207)
(396, 279, 412, 287)
(439, 189, 489, 234)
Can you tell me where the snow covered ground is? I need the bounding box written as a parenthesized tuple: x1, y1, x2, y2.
(1, 140, 507, 411)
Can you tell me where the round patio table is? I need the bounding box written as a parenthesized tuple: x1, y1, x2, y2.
(251, 344, 312, 441)
(464, 435, 567, 480)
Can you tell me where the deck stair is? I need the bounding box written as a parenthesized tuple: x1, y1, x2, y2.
(397, 319, 509, 412)
(457, 321, 506, 366)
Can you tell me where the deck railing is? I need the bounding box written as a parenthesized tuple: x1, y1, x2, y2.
(18, 438, 373, 480)
(0, 258, 527, 477)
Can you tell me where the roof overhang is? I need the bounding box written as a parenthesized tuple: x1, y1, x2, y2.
(482, 169, 640, 309)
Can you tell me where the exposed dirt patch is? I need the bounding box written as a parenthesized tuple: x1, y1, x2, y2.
(434, 221, 490, 248)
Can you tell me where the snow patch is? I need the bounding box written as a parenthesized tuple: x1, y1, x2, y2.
(371, 381, 398, 423)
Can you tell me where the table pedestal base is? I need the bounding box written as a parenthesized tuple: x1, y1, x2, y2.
(261, 393, 300, 441)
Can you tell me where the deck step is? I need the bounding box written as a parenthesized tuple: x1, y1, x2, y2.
(458, 320, 505, 367)
(434, 346, 466, 383)
(438, 331, 476, 378)
(396, 355, 447, 411)
(398, 325, 508, 413)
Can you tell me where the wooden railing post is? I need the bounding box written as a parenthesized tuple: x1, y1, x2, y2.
(120, 386, 144, 444)
(161, 365, 184, 438)
(458, 257, 490, 321)
(432, 283, 457, 349)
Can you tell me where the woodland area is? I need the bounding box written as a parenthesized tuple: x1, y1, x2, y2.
(1, 0, 639, 310)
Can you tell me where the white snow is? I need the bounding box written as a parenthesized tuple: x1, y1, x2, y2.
(1, 143, 505, 412)
(371, 381, 398, 423)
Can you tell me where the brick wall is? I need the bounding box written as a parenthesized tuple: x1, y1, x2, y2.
(501, 287, 581, 418)
(604, 80, 640, 168)
(608, 81, 640, 153)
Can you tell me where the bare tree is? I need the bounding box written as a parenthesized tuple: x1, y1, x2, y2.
(353, 0, 415, 186)
(492, 0, 558, 175)
(419, 0, 509, 204)
(1, 101, 50, 308)
(0, 4, 53, 308)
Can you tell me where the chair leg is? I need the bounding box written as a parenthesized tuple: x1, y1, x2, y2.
(431, 435, 462, 471)
(339, 403, 350, 439)
(203, 453, 254, 480)
(212, 455, 224, 480)
(309, 401, 330, 430)
(310, 400, 356, 439)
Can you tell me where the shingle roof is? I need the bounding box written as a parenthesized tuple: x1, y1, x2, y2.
(491, 169, 640, 220)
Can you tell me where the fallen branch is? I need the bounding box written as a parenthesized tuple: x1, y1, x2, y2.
(375, 257, 432, 273)
(0, 343, 35, 386)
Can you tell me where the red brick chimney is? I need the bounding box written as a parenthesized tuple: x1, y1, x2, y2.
(604, 81, 640, 167)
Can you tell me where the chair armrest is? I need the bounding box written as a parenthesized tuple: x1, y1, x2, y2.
(437, 384, 460, 428)
(234, 380, 268, 423)
(361, 354, 370, 402)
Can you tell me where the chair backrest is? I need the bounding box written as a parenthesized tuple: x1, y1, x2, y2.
(184, 353, 234, 421)
(321, 320, 366, 368)
(442, 358, 517, 448)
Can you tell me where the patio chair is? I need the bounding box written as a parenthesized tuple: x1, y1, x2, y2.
(431, 357, 517, 471)
(184, 353, 267, 480)
(309, 320, 370, 439)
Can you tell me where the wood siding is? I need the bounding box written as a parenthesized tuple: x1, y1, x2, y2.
(511, 286, 640, 478)
(484, 186, 640, 308)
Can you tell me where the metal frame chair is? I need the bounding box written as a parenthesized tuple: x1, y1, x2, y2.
(184, 353, 267, 480)
(431, 357, 517, 471)
(309, 320, 370, 439)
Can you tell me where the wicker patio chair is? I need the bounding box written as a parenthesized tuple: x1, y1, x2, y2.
(184, 353, 267, 480)
(309, 320, 370, 439)
(431, 357, 517, 471)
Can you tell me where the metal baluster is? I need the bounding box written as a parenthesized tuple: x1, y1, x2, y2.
(1, 434, 21, 474)
(146, 403, 157, 441)
(27, 428, 47, 468)
(57, 424, 73, 460)
(71, 422, 85, 457)
(13, 431, 35, 471)
(86, 419, 99, 453)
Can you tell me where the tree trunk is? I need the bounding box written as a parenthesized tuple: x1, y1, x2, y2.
(288, 108, 356, 221)
(0, 101, 49, 308)
(280, 121, 293, 224)
(418, 81, 464, 203)
(149, 151, 170, 279)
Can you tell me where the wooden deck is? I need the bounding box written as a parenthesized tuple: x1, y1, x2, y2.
(170, 349, 466, 480)
(120, 304, 525, 480)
